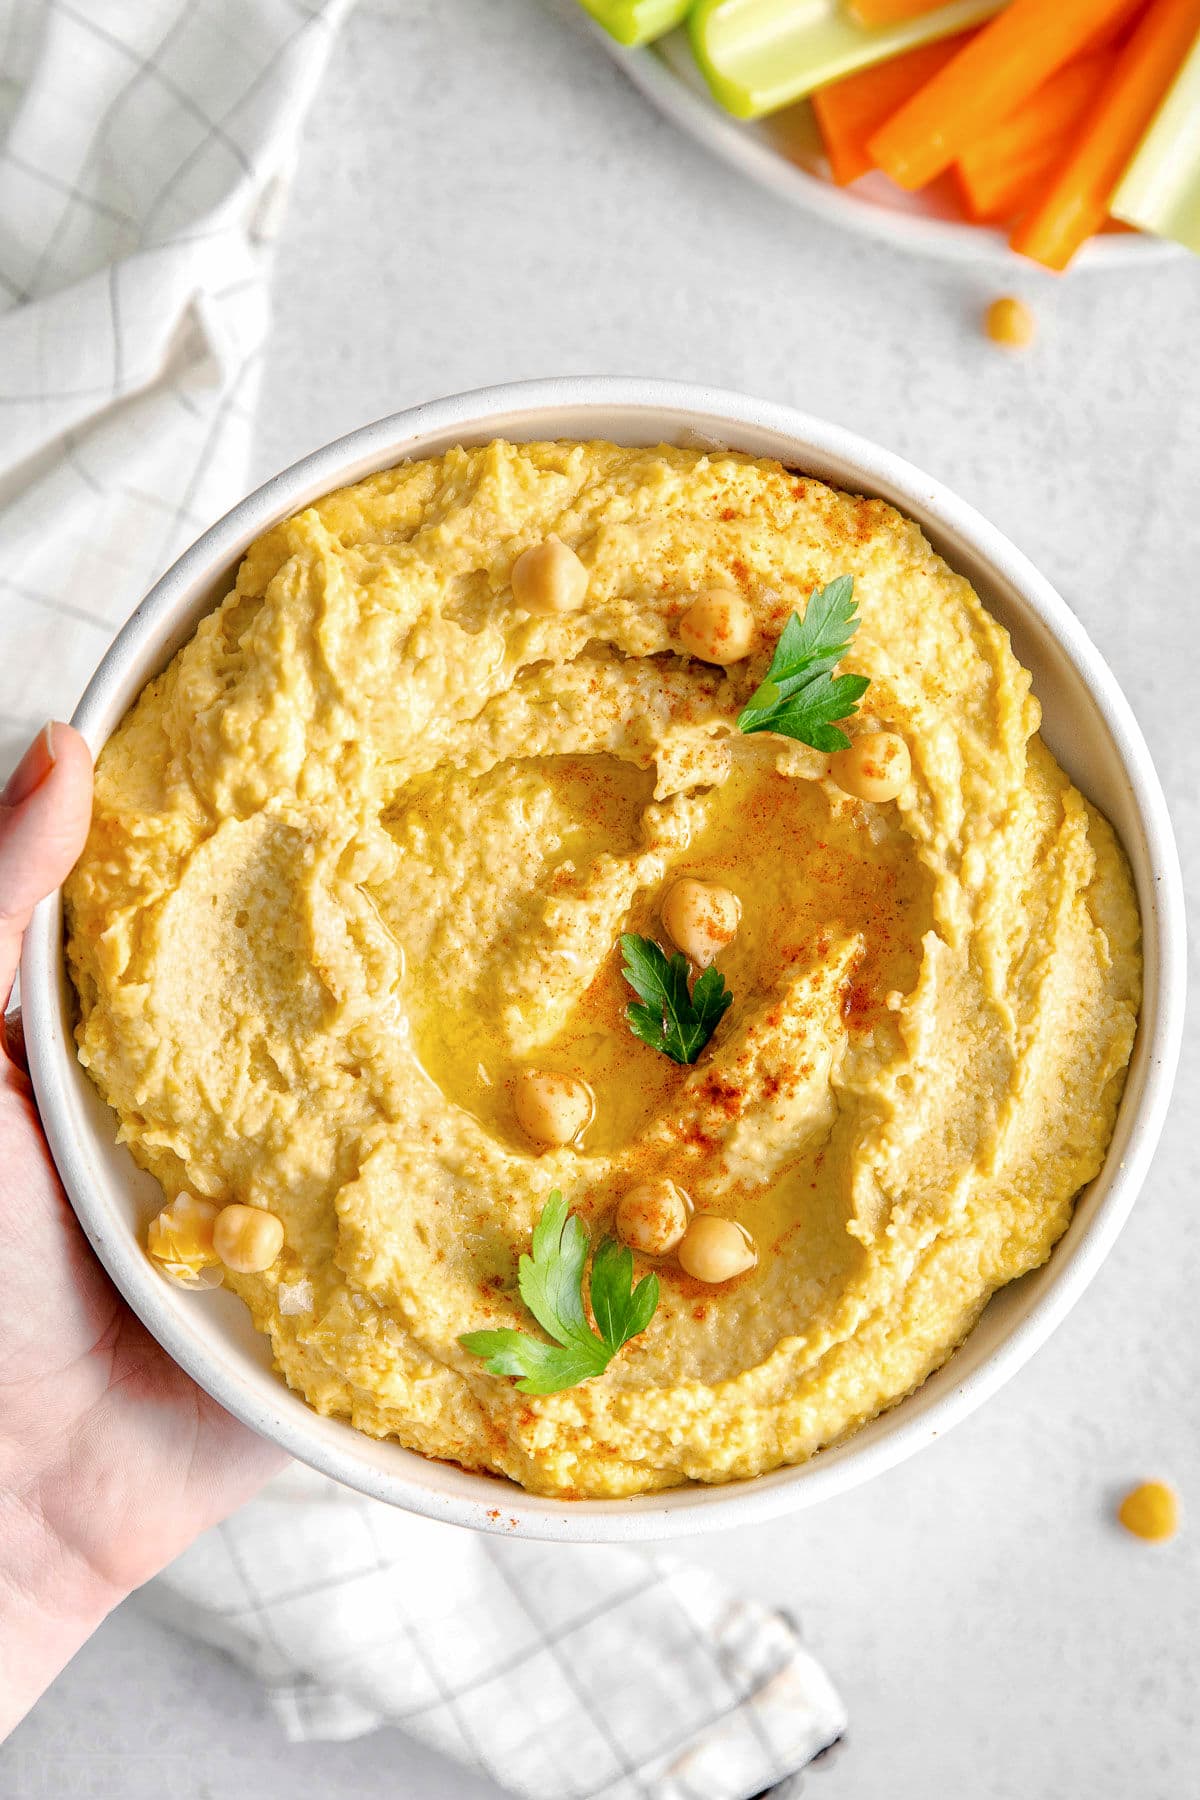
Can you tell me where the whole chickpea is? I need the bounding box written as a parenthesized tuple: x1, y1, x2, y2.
(661, 877, 741, 969)
(615, 1178, 692, 1258)
(1117, 1480, 1179, 1542)
(511, 536, 589, 614)
(678, 588, 756, 664)
(513, 1070, 594, 1150)
(985, 295, 1036, 349)
(213, 1203, 285, 1275)
(677, 1215, 757, 1284)
(829, 731, 910, 804)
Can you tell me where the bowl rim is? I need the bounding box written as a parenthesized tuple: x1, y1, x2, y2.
(21, 376, 1186, 1541)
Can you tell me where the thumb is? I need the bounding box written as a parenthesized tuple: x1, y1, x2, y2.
(1, 723, 94, 1009)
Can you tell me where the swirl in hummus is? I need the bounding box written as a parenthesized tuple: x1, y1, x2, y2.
(65, 441, 1142, 1497)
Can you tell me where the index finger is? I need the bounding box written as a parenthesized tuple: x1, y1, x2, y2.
(0, 724, 94, 1015)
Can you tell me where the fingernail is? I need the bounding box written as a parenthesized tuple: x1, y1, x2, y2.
(2, 723, 58, 807)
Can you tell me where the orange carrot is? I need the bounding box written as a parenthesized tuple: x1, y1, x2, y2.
(957, 143, 1070, 222)
(847, 0, 948, 24)
(956, 52, 1115, 220)
(1011, 0, 1200, 268)
(1077, 0, 1153, 54)
(955, 159, 1056, 223)
(867, 0, 1142, 189)
(813, 34, 972, 185)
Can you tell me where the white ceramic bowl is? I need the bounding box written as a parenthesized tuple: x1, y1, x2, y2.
(22, 378, 1184, 1542)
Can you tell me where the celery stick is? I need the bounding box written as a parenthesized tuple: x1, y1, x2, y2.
(689, 0, 1005, 121)
(578, 0, 693, 47)
(1111, 33, 1200, 254)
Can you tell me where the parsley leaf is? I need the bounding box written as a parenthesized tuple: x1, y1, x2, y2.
(737, 573, 870, 753)
(619, 932, 732, 1065)
(459, 1191, 660, 1396)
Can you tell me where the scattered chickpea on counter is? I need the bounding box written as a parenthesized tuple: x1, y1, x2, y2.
(985, 295, 1036, 349)
(1117, 1480, 1180, 1542)
(514, 1069, 594, 1150)
(661, 877, 741, 969)
(511, 536, 589, 613)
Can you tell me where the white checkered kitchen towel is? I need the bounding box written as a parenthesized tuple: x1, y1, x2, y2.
(0, 3, 846, 1794)
(143, 1467, 846, 1798)
(0, 0, 349, 772)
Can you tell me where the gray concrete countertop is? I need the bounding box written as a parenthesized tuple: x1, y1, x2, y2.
(6, 2, 1198, 1795)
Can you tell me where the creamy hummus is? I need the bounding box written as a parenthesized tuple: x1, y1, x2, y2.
(66, 440, 1142, 1497)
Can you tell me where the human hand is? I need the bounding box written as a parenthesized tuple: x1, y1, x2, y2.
(0, 724, 284, 1738)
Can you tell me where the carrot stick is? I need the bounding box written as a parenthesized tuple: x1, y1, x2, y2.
(958, 143, 1070, 221)
(956, 52, 1115, 220)
(847, 0, 948, 24)
(956, 157, 1059, 223)
(867, 0, 1143, 189)
(1076, 1, 1153, 55)
(812, 34, 972, 185)
(1011, 0, 1200, 268)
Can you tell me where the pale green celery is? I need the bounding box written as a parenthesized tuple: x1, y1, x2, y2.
(688, 0, 1004, 121)
(577, 0, 693, 48)
(1111, 32, 1200, 254)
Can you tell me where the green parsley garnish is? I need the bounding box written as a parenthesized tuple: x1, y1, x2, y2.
(619, 931, 732, 1065)
(737, 573, 870, 753)
(459, 1191, 659, 1396)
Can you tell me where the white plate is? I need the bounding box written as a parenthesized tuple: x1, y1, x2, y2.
(599, 24, 1182, 271)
